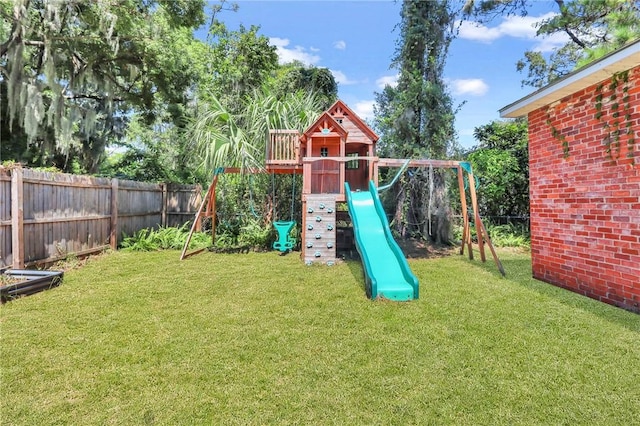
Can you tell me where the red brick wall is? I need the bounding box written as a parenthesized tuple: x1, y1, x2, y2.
(528, 66, 640, 313)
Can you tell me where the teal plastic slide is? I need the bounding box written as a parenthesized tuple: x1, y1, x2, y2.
(344, 181, 419, 301)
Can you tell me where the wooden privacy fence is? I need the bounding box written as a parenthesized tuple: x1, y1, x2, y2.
(0, 167, 202, 269)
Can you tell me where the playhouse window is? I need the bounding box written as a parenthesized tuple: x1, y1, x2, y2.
(346, 153, 359, 169)
(320, 147, 329, 157)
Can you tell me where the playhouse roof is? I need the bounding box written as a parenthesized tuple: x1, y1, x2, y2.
(500, 39, 640, 118)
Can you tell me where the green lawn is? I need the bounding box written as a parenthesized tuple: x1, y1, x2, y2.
(1, 249, 639, 425)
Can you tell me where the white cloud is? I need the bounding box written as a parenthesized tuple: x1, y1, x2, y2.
(450, 78, 489, 96)
(376, 74, 398, 89)
(458, 21, 502, 42)
(458, 12, 569, 51)
(499, 13, 550, 38)
(353, 100, 375, 120)
(269, 37, 320, 66)
(334, 40, 346, 50)
(330, 69, 358, 85)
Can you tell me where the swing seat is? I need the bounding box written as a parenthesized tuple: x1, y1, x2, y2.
(273, 221, 296, 252)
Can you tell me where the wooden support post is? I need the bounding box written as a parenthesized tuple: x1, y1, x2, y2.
(373, 161, 379, 186)
(209, 176, 218, 246)
(339, 138, 346, 196)
(302, 163, 312, 194)
(194, 184, 203, 231)
(467, 171, 486, 262)
(180, 176, 216, 261)
(477, 216, 506, 277)
(109, 179, 118, 250)
(456, 167, 466, 255)
(300, 197, 307, 260)
(11, 166, 24, 269)
(369, 146, 377, 186)
(456, 167, 473, 259)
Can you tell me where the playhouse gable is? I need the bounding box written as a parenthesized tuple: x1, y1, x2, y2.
(327, 100, 378, 145)
(300, 112, 347, 143)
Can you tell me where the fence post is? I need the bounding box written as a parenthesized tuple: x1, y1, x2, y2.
(110, 179, 118, 249)
(194, 184, 202, 231)
(11, 166, 24, 269)
(161, 183, 168, 227)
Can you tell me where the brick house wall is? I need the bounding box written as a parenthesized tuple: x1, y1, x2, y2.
(526, 66, 640, 313)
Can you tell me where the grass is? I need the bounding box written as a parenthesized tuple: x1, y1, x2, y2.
(1, 249, 639, 425)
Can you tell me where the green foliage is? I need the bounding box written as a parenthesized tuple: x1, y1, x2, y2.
(100, 111, 205, 184)
(453, 222, 529, 248)
(189, 89, 324, 172)
(485, 223, 530, 248)
(1, 0, 207, 172)
(238, 219, 274, 249)
(204, 20, 278, 108)
(516, 45, 584, 89)
(271, 63, 338, 110)
(466, 119, 529, 219)
(120, 224, 211, 251)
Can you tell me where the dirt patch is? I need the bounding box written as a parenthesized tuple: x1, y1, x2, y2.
(396, 238, 457, 259)
(337, 238, 457, 260)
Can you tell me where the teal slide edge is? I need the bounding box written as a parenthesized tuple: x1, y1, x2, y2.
(344, 181, 419, 300)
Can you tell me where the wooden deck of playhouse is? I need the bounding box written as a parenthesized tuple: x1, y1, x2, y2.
(181, 100, 503, 275)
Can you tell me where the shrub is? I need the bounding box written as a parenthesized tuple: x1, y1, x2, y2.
(453, 222, 530, 248)
(120, 223, 212, 251)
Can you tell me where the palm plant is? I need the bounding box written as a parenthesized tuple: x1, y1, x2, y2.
(188, 89, 324, 175)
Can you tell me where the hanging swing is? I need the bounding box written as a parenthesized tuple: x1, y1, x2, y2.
(272, 173, 298, 253)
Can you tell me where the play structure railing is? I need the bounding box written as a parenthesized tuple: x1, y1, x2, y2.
(267, 130, 300, 165)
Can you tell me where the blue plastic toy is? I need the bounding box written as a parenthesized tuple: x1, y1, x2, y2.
(273, 221, 296, 252)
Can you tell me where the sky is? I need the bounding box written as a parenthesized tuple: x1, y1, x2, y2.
(212, 0, 569, 149)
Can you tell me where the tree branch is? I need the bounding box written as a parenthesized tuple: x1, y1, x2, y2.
(554, 0, 587, 48)
(63, 93, 124, 102)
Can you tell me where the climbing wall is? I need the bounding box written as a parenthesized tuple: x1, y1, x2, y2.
(303, 195, 336, 265)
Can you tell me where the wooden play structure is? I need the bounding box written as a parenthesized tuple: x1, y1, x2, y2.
(181, 100, 504, 296)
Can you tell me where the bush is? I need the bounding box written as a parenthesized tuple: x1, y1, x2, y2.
(485, 223, 530, 248)
(120, 223, 212, 251)
(453, 222, 530, 248)
(238, 220, 274, 249)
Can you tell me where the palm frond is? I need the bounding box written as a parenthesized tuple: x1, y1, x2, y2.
(188, 89, 324, 178)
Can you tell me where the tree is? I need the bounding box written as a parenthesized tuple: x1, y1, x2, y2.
(374, 0, 459, 244)
(1, 0, 207, 172)
(99, 110, 204, 184)
(271, 62, 338, 110)
(464, 0, 640, 87)
(465, 119, 529, 219)
(203, 20, 278, 110)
